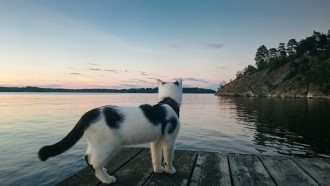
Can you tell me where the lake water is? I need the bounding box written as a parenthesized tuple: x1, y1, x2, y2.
(0, 93, 329, 185)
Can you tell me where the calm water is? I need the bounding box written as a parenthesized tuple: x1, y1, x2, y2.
(0, 93, 329, 185)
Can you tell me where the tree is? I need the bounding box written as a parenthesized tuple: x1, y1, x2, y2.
(269, 48, 278, 59)
(277, 43, 287, 58)
(296, 36, 316, 56)
(246, 65, 257, 73)
(287, 39, 297, 56)
(236, 70, 244, 79)
(217, 81, 226, 91)
(255, 45, 269, 70)
(312, 31, 327, 51)
(327, 29, 330, 45)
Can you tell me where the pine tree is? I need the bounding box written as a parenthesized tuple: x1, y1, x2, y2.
(255, 45, 269, 70)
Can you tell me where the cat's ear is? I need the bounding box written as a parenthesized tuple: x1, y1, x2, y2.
(157, 79, 164, 86)
(175, 78, 182, 86)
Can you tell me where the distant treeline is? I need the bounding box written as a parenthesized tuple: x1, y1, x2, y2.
(0, 86, 215, 94)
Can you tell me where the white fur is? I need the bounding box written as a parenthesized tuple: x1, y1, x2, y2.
(158, 79, 182, 106)
(85, 79, 182, 184)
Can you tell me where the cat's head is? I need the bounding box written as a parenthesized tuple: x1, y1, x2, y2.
(157, 78, 182, 106)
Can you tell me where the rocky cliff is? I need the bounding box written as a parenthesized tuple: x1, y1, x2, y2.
(216, 56, 330, 99)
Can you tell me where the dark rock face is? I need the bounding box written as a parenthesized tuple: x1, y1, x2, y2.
(216, 61, 330, 99)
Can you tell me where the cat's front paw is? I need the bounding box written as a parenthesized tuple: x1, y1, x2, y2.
(109, 176, 116, 183)
(165, 167, 176, 174)
(103, 176, 116, 185)
(153, 166, 165, 174)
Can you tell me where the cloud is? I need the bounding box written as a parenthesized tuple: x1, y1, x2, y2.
(168, 41, 224, 50)
(68, 72, 81, 75)
(148, 77, 159, 81)
(205, 43, 224, 49)
(140, 72, 150, 76)
(89, 68, 102, 71)
(215, 66, 228, 71)
(124, 79, 150, 84)
(104, 69, 119, 73)
(88, 68, 119, 73)
(88, 63, 99, 66)
(182, 77, 209, 84)
(168, 41, 186, 48)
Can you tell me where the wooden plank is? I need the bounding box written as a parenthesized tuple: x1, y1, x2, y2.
(57, 148, 330, 186)
(228, 154, 275, 186)
(99, 148, 154, 186)
(144, 150, 198, 186)
(324, 158, 330, 164)
(57, 147, 144, 186)
(291, 157, 330, 186)
(190, 152, 231, 186)
(259, 156, 318, 186)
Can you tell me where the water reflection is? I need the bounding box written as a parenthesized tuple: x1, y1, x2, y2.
(222, 97, 330, 157)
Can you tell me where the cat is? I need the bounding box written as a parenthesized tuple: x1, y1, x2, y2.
(38, 79, 182, 184)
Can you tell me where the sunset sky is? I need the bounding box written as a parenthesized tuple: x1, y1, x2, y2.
(1, 0, 329, 90)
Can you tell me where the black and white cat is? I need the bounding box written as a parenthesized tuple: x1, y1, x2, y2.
(38, 79, 182, 184)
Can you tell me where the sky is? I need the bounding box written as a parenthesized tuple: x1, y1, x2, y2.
(1, 0, 329, 90)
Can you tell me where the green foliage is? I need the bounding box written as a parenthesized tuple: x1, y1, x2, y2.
(253, 29, 330, 72)
(246, 65, 257, 73)
(308, 59, 330, 84)
(287, 39, 298, 56)
(255, 45, 269, 70)
(264, 80, 277, 91)
(226, 29, 330, 91)
(217, 81, 226, 91)
(286, 58, 310, 80)
(236, 65, 257, 79)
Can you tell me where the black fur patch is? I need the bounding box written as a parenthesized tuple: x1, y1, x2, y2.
(103, 107, 124, 129)
(81, 108, 101, 129)
(158, 97, 180, 117)
(168, 117, 178, 134)
(139, 104, 167, 134)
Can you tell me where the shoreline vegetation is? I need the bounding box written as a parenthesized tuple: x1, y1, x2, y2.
(216, 30, 330, 99)
(0, 86, 215, 94)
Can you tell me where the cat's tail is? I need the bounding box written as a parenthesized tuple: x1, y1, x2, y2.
(38, 108, 100, 161)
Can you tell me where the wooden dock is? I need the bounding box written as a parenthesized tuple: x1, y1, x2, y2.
(57, 147, 330, 186)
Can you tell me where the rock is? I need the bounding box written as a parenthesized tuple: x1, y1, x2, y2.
(216, 59, 330, 99)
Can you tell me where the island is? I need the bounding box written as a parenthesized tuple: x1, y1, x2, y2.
(216, 30, 330, 99)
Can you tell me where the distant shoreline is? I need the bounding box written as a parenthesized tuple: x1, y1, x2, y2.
(0, 86, 215, 94)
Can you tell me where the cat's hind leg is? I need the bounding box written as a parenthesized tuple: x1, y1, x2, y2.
(162, 140, 176, 174)
(94, 167, 116, 184)
(85, 154, 95, 172)
(89, 147, 117, 184)
(151, 140, 164, 173)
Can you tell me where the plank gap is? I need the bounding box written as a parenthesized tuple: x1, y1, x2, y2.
(95, 148, 145, 186)
(186, 151, 199, 186)
(258, 155, 278, 186)
(289, 157, 321, 186)
(227, 154, 234, 186)
(140, 171, 154, 186)
(110, 148, 146, 174)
